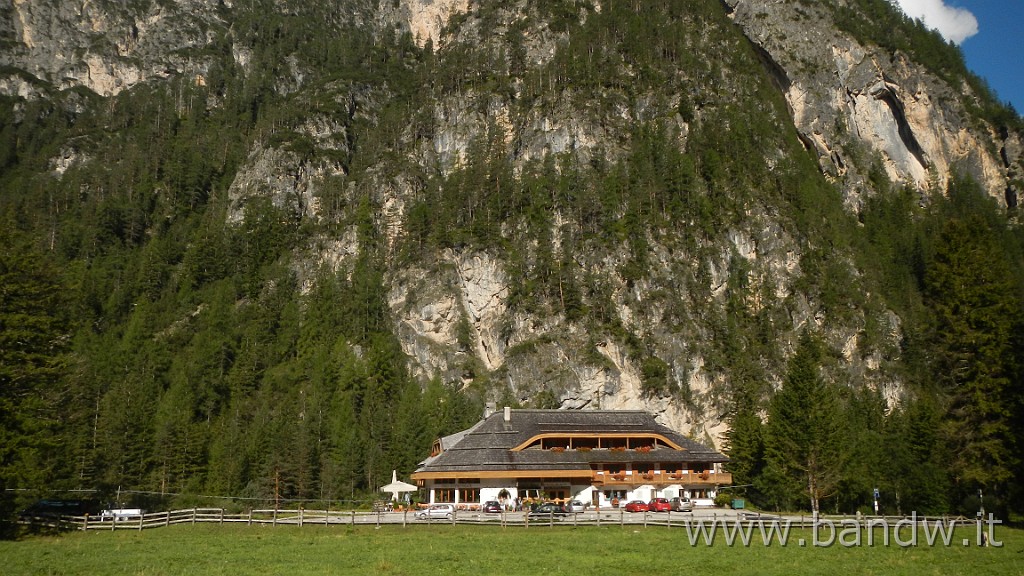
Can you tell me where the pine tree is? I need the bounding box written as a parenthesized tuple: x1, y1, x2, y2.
(723, 396, 765, 502)
(924, 210, 1018, 499)
(763, 329, 845, 512)
(893, 397, 950, 514)
(0, 228, 71, 535)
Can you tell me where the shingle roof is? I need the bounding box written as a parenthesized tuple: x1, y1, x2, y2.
(414, 409, 727, 475)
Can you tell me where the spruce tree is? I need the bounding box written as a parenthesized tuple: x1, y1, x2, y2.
(924, 209, 1018, 503)
(0, 228, 70, 535)
(763, 329, 845, 512)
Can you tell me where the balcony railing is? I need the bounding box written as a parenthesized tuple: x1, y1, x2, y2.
(592, 471, 732, 486)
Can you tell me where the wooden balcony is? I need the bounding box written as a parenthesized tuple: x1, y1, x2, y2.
(591, 471, 732, 486)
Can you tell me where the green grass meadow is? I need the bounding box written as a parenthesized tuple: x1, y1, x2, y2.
(2, 524, 1022, 576)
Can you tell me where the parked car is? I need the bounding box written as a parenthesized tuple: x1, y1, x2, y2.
(669, 497, 694, 512)
(18, 499, 98, 521)
(100, 507, 144, 521)
(647, 497, 671, 512)
(623, 500, 649, 513)
(565, 500, 589, 513)
(528, 503, 568, 518)
(482, 501, 503, 513)
(416, 504, 455, 520)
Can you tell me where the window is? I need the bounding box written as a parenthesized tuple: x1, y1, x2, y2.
(604, 490, 626, 501)
(460, 488, 479, 503)
(435, 488, 456, 503)
(548, 489, 567, 501)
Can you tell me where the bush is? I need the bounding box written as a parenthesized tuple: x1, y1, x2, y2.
(714, 492, 733, 508)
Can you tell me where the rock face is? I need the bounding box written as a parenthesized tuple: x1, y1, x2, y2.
(722, 0, 1018, 209)
(1, 0, 220, 97)
(403, 0, 470, 47)
(6, 0, 1021, 447)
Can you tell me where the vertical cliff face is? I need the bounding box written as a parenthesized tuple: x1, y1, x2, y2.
(722, 0, 1019, 209)
(1, 0, 224, 97)
(402, 0, 470, 47)
(2, 0, 1020, 449)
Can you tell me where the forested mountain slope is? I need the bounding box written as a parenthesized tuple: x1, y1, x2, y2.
(1, 0, 1021, 523)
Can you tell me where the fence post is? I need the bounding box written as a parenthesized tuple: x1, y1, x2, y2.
(273, 509, 278, 527)
(248, 510, 252, 526)
(403, 509, 407, 527)
(82, 514, 89, 531)
(299, 507, 304, 528)
(139, 513, 144, 531)
(219, 509, 224, 525)
(166, 510, 170, 527)
(619, 509, 624, 527)
(192, 508, 197, 525)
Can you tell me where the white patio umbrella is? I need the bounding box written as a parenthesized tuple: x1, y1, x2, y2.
(379, 470, 417, 501)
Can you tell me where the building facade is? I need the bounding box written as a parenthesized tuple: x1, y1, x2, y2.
(411, 408, 731, 509)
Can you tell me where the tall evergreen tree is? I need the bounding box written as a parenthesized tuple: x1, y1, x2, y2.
(924, 208, 1018, 503)
(890, 397, 950, 514)
(723, 394, 765, 503)
(763, 329, 845, 512)
(0, 228, 71, 535)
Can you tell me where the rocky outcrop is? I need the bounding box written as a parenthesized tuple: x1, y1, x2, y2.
(1, 0, 222, 97)
(402, 0, 470, 48)
(724, 0, 1015, 207)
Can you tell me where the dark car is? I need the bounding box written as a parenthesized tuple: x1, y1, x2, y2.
(648, 497, 671, 512)
(528, 503, 568, 518)
(482, 500, 503, 513)
(18, 499, 98, 521)
(623, 500, 649, 513)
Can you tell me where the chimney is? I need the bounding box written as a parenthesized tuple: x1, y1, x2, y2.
(484, 402, 496, 419)
(503, 406, 511, 429)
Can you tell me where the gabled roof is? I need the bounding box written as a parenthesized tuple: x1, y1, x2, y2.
(412, 409, 727, 477)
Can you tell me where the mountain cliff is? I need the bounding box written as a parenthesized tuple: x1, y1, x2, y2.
(1, 0, 1021, 514)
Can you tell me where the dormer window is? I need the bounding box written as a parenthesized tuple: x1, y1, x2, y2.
(514, 433, 682, 452)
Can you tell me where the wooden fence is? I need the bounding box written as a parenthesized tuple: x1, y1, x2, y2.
(22, 508, 980, 533)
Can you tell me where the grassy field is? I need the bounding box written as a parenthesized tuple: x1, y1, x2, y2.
(2, 523, 1022, 575)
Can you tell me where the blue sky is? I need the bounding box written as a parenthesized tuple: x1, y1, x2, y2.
(893, 0, 1024, 114)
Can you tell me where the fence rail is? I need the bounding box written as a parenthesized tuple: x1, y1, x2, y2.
(20, 508, 982, 533)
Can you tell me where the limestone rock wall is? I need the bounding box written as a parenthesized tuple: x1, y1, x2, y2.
(724, 0, 1017, 208)
(2, 0, 220, 97)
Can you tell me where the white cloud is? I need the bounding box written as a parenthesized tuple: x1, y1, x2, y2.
(892, 0, 979, 44)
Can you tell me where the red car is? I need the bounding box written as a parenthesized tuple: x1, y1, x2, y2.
(647, 498, 671, 512)
(623, 500, 649, 513)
